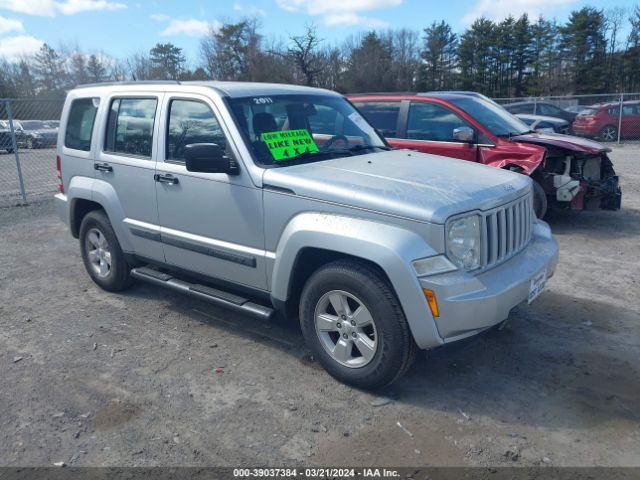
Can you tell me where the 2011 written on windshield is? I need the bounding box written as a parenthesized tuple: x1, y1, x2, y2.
(261, 129, 319, 161)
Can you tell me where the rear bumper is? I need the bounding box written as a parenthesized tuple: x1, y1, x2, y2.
(420, 221, 558, 342)
(54, 193, 69, 226)
(571, 126, 599, 137)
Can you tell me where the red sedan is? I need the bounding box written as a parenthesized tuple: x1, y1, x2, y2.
(572, 101, 640, 141)
(348, 92, 621, 217)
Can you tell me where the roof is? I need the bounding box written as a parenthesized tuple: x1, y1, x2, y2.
(75, 80, 336, 98)
(348, 91, 493, 102)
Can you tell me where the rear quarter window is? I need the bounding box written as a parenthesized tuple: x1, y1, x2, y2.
(64, 98, 99, 151)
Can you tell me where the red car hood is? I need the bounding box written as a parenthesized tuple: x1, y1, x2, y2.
(511, 132, 610, 154)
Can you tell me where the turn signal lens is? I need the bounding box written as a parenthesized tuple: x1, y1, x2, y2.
(423, 288, 440, 318)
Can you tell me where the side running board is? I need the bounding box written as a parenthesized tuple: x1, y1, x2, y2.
(131, 266, 274, 320)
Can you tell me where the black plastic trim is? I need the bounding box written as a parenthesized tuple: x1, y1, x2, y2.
(161, 235, 257, 268)
(129, 228, 162, 242)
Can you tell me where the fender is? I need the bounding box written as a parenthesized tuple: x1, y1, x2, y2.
(270, 213, 444, 349)
(67, 175, 134, 252)
(481, 143, 546, 176)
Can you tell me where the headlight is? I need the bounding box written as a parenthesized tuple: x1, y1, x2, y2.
(446, 214, 481, 270)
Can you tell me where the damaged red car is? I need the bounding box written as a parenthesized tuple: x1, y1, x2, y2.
(349, 92, 622, 218)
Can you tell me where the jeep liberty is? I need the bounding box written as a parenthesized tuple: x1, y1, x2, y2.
(55, 82, 559, 388)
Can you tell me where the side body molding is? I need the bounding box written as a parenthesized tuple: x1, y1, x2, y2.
(270, 213, 444, 349)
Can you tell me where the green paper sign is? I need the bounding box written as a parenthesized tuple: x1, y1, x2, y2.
(261, 129, 319, 161)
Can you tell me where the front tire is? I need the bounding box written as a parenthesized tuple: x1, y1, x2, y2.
(79, 210, 133, 292)
(532, 180, 548, 219)
(299, 259, 416, 389)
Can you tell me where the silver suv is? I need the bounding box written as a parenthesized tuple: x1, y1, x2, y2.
(55, 81, 559, 388)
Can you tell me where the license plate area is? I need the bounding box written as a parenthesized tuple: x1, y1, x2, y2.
(528, 269, 547, 304)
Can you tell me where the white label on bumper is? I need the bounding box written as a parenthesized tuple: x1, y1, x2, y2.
(528, 269, 547, 304)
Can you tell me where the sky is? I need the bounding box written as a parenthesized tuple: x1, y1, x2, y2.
(0, 0, 635, 65)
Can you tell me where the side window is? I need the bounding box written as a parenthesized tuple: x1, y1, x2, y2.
(407, 102, 472, 142)
(622, 105, 635, 116)
(166, 100, 227, 162)
(65, 98, 99, 151)
(105, 98, 157, 158)
(540, 104, 561, 116)
(352, 101, 401, 137)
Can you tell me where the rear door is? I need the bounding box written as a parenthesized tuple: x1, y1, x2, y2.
(621, 104, 640, 138)
(390, 101, 478, 161)
(351, 100, 404, 140)
(95, 94, 165, 261)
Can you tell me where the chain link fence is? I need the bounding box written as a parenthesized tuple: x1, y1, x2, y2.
(1, 93, 639, 207)
(493, 93, 640, 143)
(0, 98, 64, 207)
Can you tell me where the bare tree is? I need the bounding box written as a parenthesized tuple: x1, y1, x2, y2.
(285, 25, 325, 86)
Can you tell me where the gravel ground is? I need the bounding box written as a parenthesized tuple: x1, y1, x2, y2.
(0, 145, 639, 467)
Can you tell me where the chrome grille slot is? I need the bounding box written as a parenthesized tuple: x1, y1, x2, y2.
(481, 194, 533, 270)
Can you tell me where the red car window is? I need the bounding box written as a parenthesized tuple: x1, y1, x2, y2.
(407, 102, 472, 142)
(352, 101, 401, 137)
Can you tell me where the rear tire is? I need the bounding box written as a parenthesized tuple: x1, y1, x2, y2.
(599, 125, 618, 142)
(79, 210, 133, 292)
(532, 180, 548, 219)
(299, 259, 416, 389)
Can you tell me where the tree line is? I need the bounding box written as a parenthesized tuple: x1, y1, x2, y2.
(1, 5, 640, 99)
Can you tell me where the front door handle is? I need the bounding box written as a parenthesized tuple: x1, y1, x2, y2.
(94, 162, 113, 172)
(154, 173, 179, 185)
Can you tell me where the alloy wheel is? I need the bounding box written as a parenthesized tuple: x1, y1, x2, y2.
(85, 227, 112, 278)
(601, 126, 617, 142)
(314, 290, 378, 368)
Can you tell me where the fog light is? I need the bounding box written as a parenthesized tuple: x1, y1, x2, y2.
(423, 288, 440, 318)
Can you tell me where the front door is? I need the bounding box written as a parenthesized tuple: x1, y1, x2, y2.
(390, 101, 478, 162)
(154, 95, 267, 290)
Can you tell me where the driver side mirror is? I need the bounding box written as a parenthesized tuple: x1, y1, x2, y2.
(185, 143, 239, 175)
(452, 126, 476, 143)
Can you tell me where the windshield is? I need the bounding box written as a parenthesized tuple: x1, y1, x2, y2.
(21, 120, 48, 130)
(449, 97, 531, 137)
(227, 94, 387, 166)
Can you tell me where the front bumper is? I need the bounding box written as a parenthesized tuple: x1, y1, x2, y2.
(420, 221, 559, 342)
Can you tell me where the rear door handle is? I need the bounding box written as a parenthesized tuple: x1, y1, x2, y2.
(154, 173, 179, 185)
(94, 162, 113, 172)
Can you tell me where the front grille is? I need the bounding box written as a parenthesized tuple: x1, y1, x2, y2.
(481, 194, 533, 270)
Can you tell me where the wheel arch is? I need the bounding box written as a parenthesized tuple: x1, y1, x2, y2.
(66, 176, 133, 252)
(269, 213, 444, 349)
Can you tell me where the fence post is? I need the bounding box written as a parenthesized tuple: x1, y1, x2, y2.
(533, 97, 537, 115)
(6, 100, 27, 205)
(617, 93, 623, 144)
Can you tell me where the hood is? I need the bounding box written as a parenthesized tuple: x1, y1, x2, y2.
(511, 132, 610, 154)
(262, 150, 531, 224)
(516, 114, 567, 126)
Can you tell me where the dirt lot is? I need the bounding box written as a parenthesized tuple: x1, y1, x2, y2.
(1, 145, 639, 468)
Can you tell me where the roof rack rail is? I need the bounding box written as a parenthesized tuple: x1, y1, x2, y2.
(75, 80, 181, 89)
